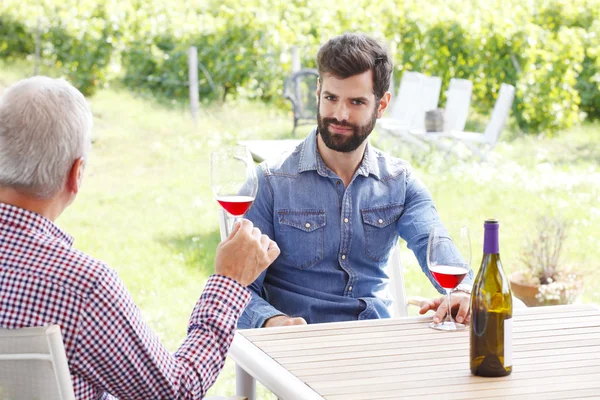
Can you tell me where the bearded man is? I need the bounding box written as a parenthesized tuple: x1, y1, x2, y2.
(238, 33, 474, 329)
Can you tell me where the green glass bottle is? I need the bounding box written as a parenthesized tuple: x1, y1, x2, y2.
(470, 219, 513, 377)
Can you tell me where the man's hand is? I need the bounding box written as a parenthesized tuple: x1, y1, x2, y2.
(418, 291, 471, 324)
(263, 315, 307, 328)
(214, 219, 280, 287)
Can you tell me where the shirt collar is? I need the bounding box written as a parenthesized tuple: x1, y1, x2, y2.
(298, 127, 381, 180)
(0, 202, 74, 247)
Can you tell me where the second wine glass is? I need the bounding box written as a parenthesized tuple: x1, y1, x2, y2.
(427, 224, 471, 331)
(210, 146, 258, 235)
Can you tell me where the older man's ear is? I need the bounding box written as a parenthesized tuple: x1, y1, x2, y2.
(66, 158, 86, 195)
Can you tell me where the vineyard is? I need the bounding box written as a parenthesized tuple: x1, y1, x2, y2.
(1, 0, 599, 133)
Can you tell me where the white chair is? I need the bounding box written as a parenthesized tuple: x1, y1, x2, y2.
(378, 71, 423, 133)
(0, 325, 75, 400)
(0, 312, 247, 400)
(443, 78, 473, 132)
(422, 75, 443, 113)
(378, 72, 440, 150)
(424, 83, 515, 160)
(379, 72, 442, 131)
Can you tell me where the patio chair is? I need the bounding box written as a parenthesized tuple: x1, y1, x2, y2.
(377, 71, 442, 150)
(0, 322, 247, 400)
(424, 83, 515, 160)
(0, 325, 75, 400)
(283, 69, 319, 136)
(443, 78, 473, 132)
(422, 75, 443, 113)
(378, 71, 421, 131)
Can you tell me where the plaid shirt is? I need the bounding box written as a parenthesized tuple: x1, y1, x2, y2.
(0, 202, 251, 399)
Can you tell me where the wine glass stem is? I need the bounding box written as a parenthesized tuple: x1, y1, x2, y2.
(445, 289, 454, 324)
(232, 215, 242, 229)
(223, 213, 242, 238)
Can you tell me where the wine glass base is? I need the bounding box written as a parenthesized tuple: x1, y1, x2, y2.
(429, 321, 467, 331)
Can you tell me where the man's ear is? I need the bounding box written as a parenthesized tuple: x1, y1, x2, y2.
(377, 91, 392, 118)
(66, 158, 85, 195)
(316, 78, 321, 100)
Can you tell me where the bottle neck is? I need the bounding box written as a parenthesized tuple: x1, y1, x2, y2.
(483, 225, 499, 254)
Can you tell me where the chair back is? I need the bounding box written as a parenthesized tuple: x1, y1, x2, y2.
(422, 75, 442, 112)
(388, 71, 424, 128)
(283, 69, 319, 128)
(0, 325, 75, 400)
(482, 83, 515, 146)
(444, 78, 473, 132)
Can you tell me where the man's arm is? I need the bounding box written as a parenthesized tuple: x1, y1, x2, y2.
(71, 219, 278, 399)
(397, 170, 474, 323)
(397, 170, 446, 292)
(72, 271, 248, 399)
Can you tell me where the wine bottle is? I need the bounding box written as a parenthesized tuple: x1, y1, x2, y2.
(470, 219, 513, 377)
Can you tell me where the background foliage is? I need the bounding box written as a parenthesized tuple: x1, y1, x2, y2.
(1, 0, 599, 133)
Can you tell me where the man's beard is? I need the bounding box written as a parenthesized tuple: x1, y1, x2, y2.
(317, 100, 379, 153)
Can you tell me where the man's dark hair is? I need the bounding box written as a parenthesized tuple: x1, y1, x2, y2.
(316, 33, 393, 100)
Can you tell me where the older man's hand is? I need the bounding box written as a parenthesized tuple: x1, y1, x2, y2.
(214, 219, 280, 287)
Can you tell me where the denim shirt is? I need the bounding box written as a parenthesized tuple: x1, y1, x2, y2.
(239, 128, 474, 329)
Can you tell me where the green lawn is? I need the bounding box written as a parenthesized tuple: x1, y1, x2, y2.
(1, 62, 599, 398)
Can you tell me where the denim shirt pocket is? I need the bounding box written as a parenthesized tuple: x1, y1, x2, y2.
(361, 203, 404, 262)
(277, 209, 326, 270)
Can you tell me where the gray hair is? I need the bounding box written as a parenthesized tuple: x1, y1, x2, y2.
(0, 76, 93, 198)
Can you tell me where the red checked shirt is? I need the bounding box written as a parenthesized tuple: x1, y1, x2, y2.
(0, 202, 251, 399)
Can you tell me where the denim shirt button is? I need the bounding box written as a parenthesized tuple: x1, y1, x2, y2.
(378, 218, 384, 224)
(305, 223, 311, 228)
(343, 218, 349, 223)
(341, 255, 346, 260)
(348, 286, 353, 291)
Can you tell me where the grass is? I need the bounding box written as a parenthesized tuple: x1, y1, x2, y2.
(1, 60, 599, 397)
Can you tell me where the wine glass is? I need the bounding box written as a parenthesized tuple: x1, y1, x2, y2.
(210, 146, 258, 236)
(427, 224, 471, 331)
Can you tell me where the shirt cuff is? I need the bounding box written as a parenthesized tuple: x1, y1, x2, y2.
(196, 274, 251, 317)
(256, 311, 287, 329)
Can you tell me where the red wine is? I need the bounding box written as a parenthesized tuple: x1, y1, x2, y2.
(430, 265, 468, 289)
(216, 195, 255, 216)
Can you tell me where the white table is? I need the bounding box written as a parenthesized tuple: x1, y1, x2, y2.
(229, 304, 600, 399)
(239, 139, 302, 163)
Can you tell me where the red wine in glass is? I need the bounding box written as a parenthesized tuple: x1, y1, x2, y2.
(427, 225, 471, 331)
(210, 146, 258, 238)
(216, 195, 255, 216)
(430, 265, 468, 290)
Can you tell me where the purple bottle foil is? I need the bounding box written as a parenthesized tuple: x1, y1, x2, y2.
(483, 219, 499, 254)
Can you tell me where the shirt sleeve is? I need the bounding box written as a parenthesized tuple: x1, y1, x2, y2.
(71, 272, 250, 399)
(397, 169, 474, 292)
(238, 164, 287, 329)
